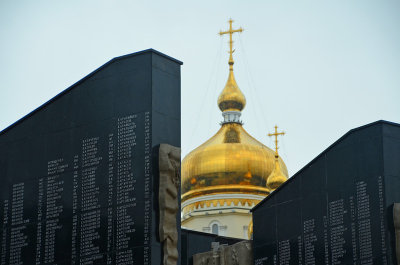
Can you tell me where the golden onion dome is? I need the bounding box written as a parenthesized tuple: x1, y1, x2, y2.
(181, 19, 288, 208)
(267, 155, 288, 190)
(181, 123, 288, 201)
(217, 71, 246, 112)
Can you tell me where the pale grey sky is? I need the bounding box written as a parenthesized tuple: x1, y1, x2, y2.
(1, 0, 399, 176)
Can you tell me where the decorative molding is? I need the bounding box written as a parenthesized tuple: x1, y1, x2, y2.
(182, 185, 270, 202)
(183, 193, 265, 207)
(182, 199, 262, 218)
(182, 193, 265, 216)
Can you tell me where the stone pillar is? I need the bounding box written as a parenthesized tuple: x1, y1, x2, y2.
(158, 144, 181, 265)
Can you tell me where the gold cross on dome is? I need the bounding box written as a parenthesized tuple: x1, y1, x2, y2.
(219, 19, 243, 70)
(268, 125, 285, 156)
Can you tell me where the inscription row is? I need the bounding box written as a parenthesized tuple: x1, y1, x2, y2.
(0, 113, 151, 265)
(255, 176, 388, 265)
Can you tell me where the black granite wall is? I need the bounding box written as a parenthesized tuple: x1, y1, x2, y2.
(0, 49, 182, 265)
(252, 121, 400, 265)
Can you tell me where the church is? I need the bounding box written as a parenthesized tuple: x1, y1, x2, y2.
(181, 19, 289, 239)
(0, 15, 399, 264)
(181, 20, 399, 265)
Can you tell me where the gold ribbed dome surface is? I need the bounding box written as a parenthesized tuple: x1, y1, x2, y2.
(181, 123, 288, 200)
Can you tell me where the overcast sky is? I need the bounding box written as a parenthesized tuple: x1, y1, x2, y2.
(1, 0, 399, 176)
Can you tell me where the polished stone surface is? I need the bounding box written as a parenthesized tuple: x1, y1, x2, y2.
(252, 121, 400, 265)
(0, 49, 182, 265)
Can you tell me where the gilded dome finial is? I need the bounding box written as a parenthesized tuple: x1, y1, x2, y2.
(267, 125, 288, 190)
(218, 19, 246, 116)
(219, 18, 243, 71)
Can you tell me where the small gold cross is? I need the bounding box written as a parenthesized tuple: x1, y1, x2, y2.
(268, 125, 285, 156)
(219, 19, 243, 70)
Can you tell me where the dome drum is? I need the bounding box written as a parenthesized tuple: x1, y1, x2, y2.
(221, 111, 242, 124)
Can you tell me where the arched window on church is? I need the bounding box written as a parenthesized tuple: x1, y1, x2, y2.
(212, 223, 219, 235)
